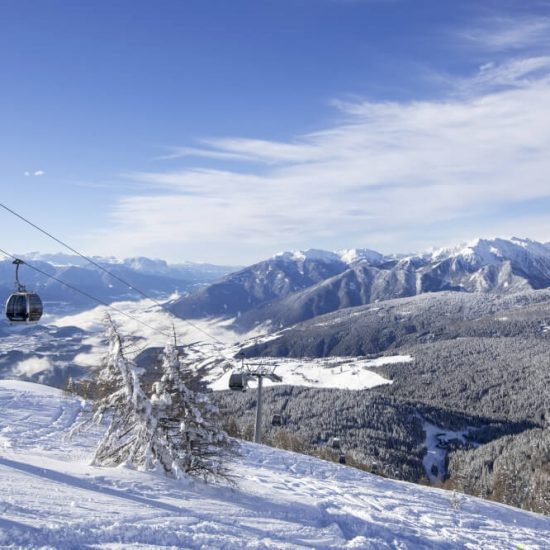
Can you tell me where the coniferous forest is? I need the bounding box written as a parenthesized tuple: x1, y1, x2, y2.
(211, 289, 550, 515)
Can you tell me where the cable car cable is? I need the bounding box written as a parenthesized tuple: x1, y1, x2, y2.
(0, 202, 226, 346)
(1, 247, 237, 372)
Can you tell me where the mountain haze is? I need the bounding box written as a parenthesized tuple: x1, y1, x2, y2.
(0, 254, 238, 309)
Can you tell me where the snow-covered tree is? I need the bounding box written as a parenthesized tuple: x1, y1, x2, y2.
(150, 332, 237, 480)
(90, 315, 156, 469)
(87, 317, 236, 481)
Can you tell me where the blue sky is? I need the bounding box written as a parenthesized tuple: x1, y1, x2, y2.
(1, 0, 550, 264)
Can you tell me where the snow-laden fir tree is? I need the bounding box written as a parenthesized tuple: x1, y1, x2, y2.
(150, 332, 237, 480)
(90, 315, 157, 468)
(88, 316, 236, 480)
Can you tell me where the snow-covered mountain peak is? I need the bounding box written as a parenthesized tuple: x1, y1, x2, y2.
(508, 236, 550, 255)
(22, 251, 103, 267)
(337, 248, 385, 265)
(274, 249, 343, 263)
(429, 238, 485, 263)
(122, 256, 170, 274)
(430, 236, 550, 265)
(273, 238, 550, 271)
(273, 248, 389, 266)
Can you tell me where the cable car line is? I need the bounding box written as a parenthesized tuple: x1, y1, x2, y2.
(0, 246, 173, 338)
(0, 202, 226, 346)
(2, 247, 238, 376)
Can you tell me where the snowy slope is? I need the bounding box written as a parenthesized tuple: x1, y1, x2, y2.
(1, 297, 406, 392)
(1, 381, 549, 549)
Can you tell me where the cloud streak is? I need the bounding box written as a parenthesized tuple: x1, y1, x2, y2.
(459, 16, 550, 52)
(96, 22, 550, 263)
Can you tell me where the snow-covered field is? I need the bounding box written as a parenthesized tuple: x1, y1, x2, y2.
(1, 380, 549, 549)
(208, 355, 412, 392)
(420, 419, 479, 484)
(1, 299, 408, 392)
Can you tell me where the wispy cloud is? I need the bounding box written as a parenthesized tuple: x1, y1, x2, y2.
(156, 146, 255, 163)
(157, 139, 326, 165)
(96, 37, 550, 263)
(459, 16, 550, 52)
(448, 56, 550, 97)
(24, 170, 45, 177)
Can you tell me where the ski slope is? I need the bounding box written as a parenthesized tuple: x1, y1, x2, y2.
(1, 380, 549, 548)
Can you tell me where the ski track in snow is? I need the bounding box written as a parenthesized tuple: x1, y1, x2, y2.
(1, 381, 550, 549)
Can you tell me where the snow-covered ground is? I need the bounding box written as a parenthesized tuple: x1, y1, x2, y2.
(1, 380, 549, 549)
(1, 299, 409, 392)
(209, 355, 411, 392)
(421, 419, 479, 483)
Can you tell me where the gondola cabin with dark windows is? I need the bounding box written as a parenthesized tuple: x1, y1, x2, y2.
(6, 291, 43, 322)
(228, 372, 248, 392)
(5, 259, 43, 324)
(271, 414, 283, 427)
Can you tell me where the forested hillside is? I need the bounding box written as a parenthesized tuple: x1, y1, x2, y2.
(212, 289, 550, 514)
(243, 289, 550, 357)
(212, 386, 530, 484)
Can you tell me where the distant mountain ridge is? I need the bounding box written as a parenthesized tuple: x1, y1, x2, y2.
(22, 252, 237, 279)
(0, 253, 239, 309)
(169, 237, 550, 332)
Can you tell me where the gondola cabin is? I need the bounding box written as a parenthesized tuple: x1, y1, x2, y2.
(272, 414, 283, 427)
(229, 372, 248, 391)
(330, 437, 341, 450)
(5, 291, 43, 323)
(5, 259, 43, 324)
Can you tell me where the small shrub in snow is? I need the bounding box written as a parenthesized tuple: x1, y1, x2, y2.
(449, 490, 462, 512)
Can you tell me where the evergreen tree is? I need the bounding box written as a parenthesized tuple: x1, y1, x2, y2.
(86, 317, 236, 481)
(91, 315, 155, 469)
(150, 332, 237, 480)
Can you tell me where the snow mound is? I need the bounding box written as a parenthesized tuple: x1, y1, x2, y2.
(1, 381, 549, 548)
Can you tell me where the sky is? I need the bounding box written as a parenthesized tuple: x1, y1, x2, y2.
(1, 0, 550, 265)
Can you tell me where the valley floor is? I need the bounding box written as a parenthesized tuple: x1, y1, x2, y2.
(1, 380, 549, 549)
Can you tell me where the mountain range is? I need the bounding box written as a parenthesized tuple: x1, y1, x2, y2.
(169, 237, 550, 332)
(0, 253, 239, 310)
(2, 238, 549, 517)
